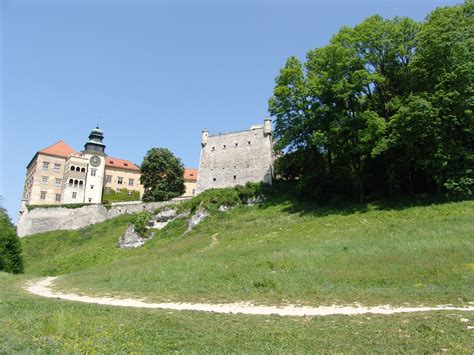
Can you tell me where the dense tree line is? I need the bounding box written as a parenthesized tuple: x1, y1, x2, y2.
(0, 207, 23, 274)
(269, 1, 473, 201)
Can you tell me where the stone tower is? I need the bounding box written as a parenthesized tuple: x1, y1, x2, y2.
(196, 118, 273, 193)
(82, 126, 107, 203)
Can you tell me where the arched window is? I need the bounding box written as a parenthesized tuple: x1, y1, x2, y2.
(69, 179, 73, 186)
(76, 166, 81, 172)
(79, 181, 84, 187)
(81, 167, 86, 172)
(74, 179, 79, 186)
(70, 165, 75, 171)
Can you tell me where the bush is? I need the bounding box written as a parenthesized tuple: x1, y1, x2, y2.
(102, 188, 141, 203)
(132, 211, 152, 237)
(0, 208, 23, 274)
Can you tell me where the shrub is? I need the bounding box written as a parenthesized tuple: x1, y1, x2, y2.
(102, 188, 141, 203)
(0, 208, 24, 274)
(132, 211, 152, 237)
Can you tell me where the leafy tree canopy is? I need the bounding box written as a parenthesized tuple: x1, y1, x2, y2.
(269, 0, 473, 200)
(0, 207, 24, 274)
(140, 148, 186, 202)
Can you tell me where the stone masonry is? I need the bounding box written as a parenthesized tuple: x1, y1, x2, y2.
(196, 119, 273, 193)
(16, 200, 178, 237)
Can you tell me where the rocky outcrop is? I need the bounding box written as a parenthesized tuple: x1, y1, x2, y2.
(187, 208, 210, 232)
(119, 225, 154, 249)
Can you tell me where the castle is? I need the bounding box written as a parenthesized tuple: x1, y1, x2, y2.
(21, 119, 273, 212)
(21, 126, 198, 210)
(196, 118, 273, 192)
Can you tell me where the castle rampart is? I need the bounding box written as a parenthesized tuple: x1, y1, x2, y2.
(196, 119, 273, 193)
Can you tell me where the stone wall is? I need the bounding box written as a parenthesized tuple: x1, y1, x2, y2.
(196, 119, 273, 193)
(16, 200, 179, 237)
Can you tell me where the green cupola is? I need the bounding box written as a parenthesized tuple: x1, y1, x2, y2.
(84, 125, 106, 154)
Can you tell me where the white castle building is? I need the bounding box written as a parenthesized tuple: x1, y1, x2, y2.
(196, 118, 273, 193)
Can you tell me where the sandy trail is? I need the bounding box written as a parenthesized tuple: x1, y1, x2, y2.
(26, 277, 474, 317)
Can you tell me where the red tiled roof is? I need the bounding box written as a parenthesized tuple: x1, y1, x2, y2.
(184, 168, 198, 181)
(105, 157, 141, 171)
(38, 140, 77, 158)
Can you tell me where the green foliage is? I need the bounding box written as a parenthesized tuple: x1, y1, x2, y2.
(0, 208, 23, 274)
(131, 211, 152, 237)
(269, 1, 473, 200)
(140, 148, 185, 202)
(102, 188, 140, 203)
(174, 182, 268, 213)
(27, 203, 89, 211)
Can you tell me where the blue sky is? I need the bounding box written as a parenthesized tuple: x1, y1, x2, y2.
(1, 0, 460, 222)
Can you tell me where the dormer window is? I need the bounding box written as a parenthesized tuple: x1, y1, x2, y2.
(124, 163, 128, 167)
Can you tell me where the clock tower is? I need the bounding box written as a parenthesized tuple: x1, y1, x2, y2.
(82, 126, 106, 204)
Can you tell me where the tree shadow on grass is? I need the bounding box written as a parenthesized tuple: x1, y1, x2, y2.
(257, 181, 473, 218)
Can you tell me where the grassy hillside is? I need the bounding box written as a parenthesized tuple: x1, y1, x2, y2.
(2, 272, 473, 352)
(21, 187, 474, 307)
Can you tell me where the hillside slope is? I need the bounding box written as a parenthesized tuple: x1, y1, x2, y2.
(21, 189, 474, 307)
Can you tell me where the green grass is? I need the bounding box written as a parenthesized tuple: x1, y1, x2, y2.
(21, 189, 474, 307)
(102, 188, 140, 203)
(1, 272, 473, 353)
(8, 188, 474, 351)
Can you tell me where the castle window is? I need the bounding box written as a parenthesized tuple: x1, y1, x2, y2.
(234, 165, 236, 168)
(70, 165, 75, 171)
(69, 179, 73, 186)
(90, 168, 97, 177)
(55, 178, 61, 186)
(54, 163, 61, 172)
(55, 194, 61, 202)
(88, 198, 92, 202)
(233, 175, 237, 180)
(81, 167, 86, 172)
(223, 145, 227, 149)
(117, 177, 123, 185)
(75, 166, 81, 172)
(40, 191, 46, 200)
(42, 162, 49, 170)
(41, 176, 48, 184)
(72, 192, 77, 199)
(213, 178, 216, 182)
(90, 185, 94, 189)
(211, 146, 215, 151)
(247, 141, 251, 145)
(106, 175, 112, 183)
(74, 180, 78, 186)
(128, 178, 134, 186)
(235, 143, 238, 147)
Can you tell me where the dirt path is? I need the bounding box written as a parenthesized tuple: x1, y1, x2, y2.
(26, 277, 474, 317)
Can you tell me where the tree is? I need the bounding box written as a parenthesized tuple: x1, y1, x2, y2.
(140, 148, 185, 202)
(269, 1, 473, 200)
(0, 207, 24, 274)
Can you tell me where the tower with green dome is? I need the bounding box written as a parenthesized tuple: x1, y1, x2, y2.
(84, 125, 106, 155)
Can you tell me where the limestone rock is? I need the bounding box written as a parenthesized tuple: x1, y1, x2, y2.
(119, 225, 153, 249)
(187, 208, 210, 232)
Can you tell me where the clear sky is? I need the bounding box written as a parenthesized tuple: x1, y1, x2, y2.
(0, 0, 461, 222)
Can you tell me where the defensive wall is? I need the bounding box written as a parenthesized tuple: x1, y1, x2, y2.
(196, 119, 273, 193)
(16, 200, 184, 237)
